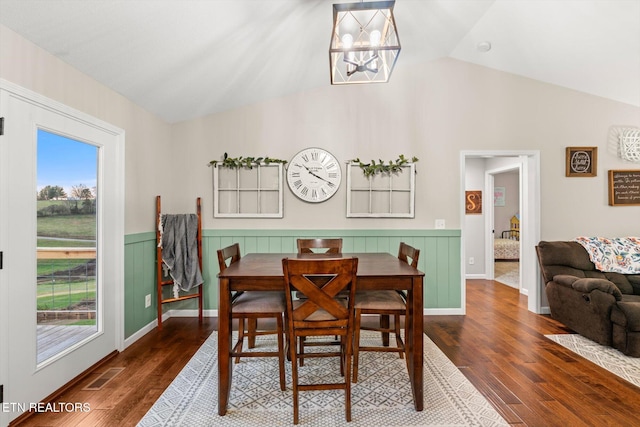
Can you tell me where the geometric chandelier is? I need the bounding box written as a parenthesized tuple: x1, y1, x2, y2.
(329, 1, 401, 85)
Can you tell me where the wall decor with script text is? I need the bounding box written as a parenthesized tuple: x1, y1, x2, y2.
(465, 191, 482, 214)
(566, 147, 597, 177)
(608, 170, 640, 206)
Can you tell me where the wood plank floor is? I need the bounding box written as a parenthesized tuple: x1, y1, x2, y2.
(14, 280, 640, 426)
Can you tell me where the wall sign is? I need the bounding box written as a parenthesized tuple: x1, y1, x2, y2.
(566, 146, 597, 177)
(608, 169, 640, 206)
(465, 190, 482, 214)
(494, 187, 505, 207)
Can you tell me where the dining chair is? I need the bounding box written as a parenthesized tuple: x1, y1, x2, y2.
(282, 257, 358, 424)
(295, 238, 344, 365)
(352, 242, 420, 383)
(217, 243, 286, 391)
(296, 238, 343, 254)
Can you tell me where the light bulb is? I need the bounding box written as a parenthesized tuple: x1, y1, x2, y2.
(342, 33, 353, 49)
(370, 30, 381, 47)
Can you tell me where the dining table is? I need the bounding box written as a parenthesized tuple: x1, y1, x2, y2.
(216, 252, 425, 415)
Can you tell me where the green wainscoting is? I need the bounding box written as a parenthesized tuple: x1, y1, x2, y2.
(124, 229, 462, 339)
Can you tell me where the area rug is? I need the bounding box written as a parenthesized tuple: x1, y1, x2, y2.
(494, 261, 519, 288)
(545, 334, 640, 388)
(137, 331, 508, 427)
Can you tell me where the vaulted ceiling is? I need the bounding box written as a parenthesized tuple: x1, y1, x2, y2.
(1, 0, 638, 123)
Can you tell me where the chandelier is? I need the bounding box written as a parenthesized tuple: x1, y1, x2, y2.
(329, 1, 401, 85)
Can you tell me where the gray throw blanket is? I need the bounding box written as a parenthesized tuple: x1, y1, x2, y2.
(160, 214, 203, 298)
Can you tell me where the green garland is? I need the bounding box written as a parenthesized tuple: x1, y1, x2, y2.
(351, 155, 418, 177)
(209, 153, 287, 169)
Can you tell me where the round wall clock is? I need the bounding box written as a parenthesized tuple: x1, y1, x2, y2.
(286, 148, 342, 203)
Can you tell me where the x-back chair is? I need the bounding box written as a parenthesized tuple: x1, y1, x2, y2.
(282, 256, 358, 424)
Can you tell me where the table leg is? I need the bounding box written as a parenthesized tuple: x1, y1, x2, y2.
(408, 276, 424, 411)
(218, 277, 232, 416)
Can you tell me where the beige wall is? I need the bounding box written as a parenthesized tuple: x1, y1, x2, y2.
(3, 24, 639, 238)
(177, 58, 640, 237)
(0, 25, 176, 234)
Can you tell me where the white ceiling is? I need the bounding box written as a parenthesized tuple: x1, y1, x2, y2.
(1, 0, 638, 123)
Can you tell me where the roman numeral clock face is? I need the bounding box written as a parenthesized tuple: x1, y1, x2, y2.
(287, 148, 342, 203)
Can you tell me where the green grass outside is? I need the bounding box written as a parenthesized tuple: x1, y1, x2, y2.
(38, 214, 96, 240)
(37, 239, 95, 248)
(36, 201, 97, 316)
(37, 280, 96, 310)
(38, 259, 93, 276)
(69, 319, 97, 326)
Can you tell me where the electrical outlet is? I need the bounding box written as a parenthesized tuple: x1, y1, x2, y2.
(469, 257, 475, 265)
(435, 219, 445, 229)
(145, 294, 151, 308)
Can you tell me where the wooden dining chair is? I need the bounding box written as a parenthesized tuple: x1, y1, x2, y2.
(296, 238, 343, 254)
(295, 238, 344, 365)
(282, 257, 358, 424)
(217, 243, 286, 391)
(352, 242, 420, 383)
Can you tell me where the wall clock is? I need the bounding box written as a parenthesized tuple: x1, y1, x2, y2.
(286, 148, 342, 203)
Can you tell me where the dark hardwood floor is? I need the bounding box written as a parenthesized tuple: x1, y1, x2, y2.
(15, 280, 640, 426)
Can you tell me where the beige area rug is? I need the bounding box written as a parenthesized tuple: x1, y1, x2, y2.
(494, 261, 519, 288)
(137, 331, 508, 427)
(545, 334, 640, 388)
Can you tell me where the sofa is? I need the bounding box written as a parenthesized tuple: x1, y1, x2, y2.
(536, 240, 640, 357)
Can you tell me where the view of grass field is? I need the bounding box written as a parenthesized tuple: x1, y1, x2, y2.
(37, 206, 96, 240)
(37, 200, 96, 326)
(37, 280, 96, 310)
(37, 259, 92, 276)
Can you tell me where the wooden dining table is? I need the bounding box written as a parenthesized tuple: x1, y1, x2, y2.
(216, 252, 425, 415)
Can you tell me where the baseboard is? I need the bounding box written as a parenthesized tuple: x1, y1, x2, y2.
(166, 309, 218, 318)
(465, 274, 485, 279)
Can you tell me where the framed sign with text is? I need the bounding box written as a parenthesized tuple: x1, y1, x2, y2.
(608, 170, 640, 206)
(566, 147, 597, 177)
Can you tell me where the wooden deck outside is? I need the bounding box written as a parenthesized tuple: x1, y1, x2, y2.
(37, 325, 97, 364)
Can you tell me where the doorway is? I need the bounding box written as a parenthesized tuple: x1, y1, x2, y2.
(460, 151, 541, 314)
(487, 166, 521, 291)
(0, 81, 124, 426)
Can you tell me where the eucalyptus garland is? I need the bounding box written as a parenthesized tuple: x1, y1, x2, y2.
(351, 155, 418, 177)
(209, 152, 287, 169)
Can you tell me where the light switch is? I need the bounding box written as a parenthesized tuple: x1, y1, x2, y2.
(435, 219, 445, 229)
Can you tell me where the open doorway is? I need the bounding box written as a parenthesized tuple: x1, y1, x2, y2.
(488, 167, 521, 291)
(461, 151, 542, 314)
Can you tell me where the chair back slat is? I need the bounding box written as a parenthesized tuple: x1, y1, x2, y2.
(283, 257, 357, 327)
(398, 242, 420, 268)
(297, 238, 343, 254)
(217, 243, 241, 271)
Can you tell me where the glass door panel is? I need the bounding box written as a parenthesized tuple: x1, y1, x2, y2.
(36, 129, 98, 364)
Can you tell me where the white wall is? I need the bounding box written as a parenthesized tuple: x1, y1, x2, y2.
(464, 158, 486, 276)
